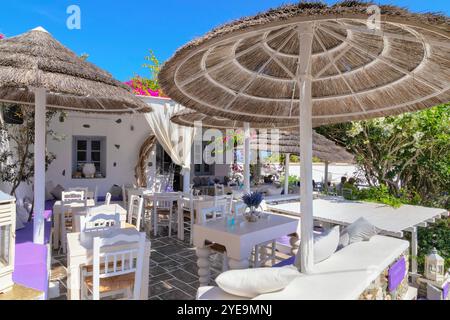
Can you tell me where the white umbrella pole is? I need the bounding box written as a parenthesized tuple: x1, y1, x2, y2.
(33, 88, 46, 245)
(284, 153, 290, 195)
(244, 122, 250, 193)
(298, 23, 314, 274)
(182, 168, 191, 193)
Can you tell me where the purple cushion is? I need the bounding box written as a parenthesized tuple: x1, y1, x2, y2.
(15, 220, 51, 245)
(13, 242, 48, 298)
(272, 256, 295, 268)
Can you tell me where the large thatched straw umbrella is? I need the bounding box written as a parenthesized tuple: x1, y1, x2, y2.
(0, 27, 152, 244)
(160, 2, 450, 274)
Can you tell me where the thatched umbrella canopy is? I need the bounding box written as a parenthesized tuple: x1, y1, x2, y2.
(159, 2, 449, 126)
(253, 131, 354, 163)
(159, 1, 450, 275)
(171, 108, 297, 130)
(0, 27, 152, 244)
(0, 27, 152, 113)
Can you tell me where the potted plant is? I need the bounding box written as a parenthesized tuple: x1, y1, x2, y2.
(242, 192, 264, 222)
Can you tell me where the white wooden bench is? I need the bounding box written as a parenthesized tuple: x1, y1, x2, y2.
(197, 235, 409, 300)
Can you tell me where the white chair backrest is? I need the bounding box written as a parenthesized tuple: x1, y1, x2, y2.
(233, 202, 247, 216)
(62, 191, 87, 208)
(92, 232, 145, 300)
(214, 184, 225, 196)
(182, 189, 194, 211)
(68, 187, 89, 199)
(105, 192, 112, 205)
(127, 195, 144, 230)
(199, 205, 227, 224)
(213, 195, 232, 216)
(153, 192, 180, 209)
(84, 208, 121, 232)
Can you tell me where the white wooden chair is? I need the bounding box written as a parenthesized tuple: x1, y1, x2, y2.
(127, 195, 144, 231)
(200, 205, 229, 271)
(104, 192, 112, 205)
(211, 194, 233, 220)
(60, 191, 87, 253)
(81, 232, 146, 300)
(68, 187, 89, 199)
(82, 211, 121, 232)
(151, 192, 180, 237)
(182, 189, 195, 244)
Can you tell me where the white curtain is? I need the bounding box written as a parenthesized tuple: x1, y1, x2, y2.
(144, 101, 195, 192)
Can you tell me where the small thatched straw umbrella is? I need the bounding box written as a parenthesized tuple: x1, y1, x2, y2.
(171, 108, 298, 192)
(160, 2, 450, 274)
(253, 131, 354, 195)
(171, 109, 353, 194)
(0, 27, 152, 244)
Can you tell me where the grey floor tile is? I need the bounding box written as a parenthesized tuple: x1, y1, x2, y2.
(159, 288, 193, 300)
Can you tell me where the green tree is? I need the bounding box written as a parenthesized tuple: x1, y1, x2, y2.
(0, 104, 63, 197)
(316, 104, 450, 208)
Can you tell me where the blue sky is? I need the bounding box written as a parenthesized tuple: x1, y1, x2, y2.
(1, 1, 448, 81)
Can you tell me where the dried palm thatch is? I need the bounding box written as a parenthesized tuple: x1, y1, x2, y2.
(170, 108, 297, 130)
(159, 1, 449, 126)
(0, 27, 152, 113)
(252, 131, 354, 163)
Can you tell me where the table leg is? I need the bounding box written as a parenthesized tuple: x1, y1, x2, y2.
(410, 228, 418, 274)
(53, 212, 60, 249)
(67, 263, 80, 300)
(140, 242, 151, 300)
(228, 257, 249, 270)
(153, 205, 158, 237)
(178, 199, 184, 241)
(196, 247, 211, 287)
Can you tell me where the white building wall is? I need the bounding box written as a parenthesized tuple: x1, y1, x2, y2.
(46, 111, 152, 197)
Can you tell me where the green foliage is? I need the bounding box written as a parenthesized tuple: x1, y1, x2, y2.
(416, 218, 450, 273)
(351, 185, 403, 208)
(316, 104, 450, 209)
(280, 174, 299, 187)
(0, 104, 62, 196)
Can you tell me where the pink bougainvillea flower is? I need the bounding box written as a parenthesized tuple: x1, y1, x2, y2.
(0, 34, 4, 40)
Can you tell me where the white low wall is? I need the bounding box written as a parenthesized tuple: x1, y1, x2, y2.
(283, 163, 358, 183)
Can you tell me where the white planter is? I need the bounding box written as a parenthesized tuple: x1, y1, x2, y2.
(82, 163, 96, 178)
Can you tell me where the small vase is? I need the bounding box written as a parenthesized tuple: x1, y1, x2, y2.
(244, 206, 259, 222)
(82, 163, 96, 178)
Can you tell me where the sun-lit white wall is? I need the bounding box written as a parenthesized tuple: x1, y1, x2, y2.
(45, 111, 152, 197)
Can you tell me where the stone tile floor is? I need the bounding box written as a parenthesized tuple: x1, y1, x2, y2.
(50, 228, 289, 300)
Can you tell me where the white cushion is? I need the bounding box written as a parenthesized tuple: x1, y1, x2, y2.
(255, 235, 409, 300)
(342, 217, 380, 245)
(216, 265, 300, 298)
(313, 226, 340, 263)
(197, 286, 249, 300)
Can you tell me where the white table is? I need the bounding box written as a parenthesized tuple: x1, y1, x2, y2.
(66, 225, 151, 300)
(268, 196, 449, 273)
(179, 195, 245, 241)
(193, 213, 299, 286)
(52, 200, 127, 249)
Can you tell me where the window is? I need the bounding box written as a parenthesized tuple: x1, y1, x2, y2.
(194, 142, 215, 176)
(72, 136, 106, 178)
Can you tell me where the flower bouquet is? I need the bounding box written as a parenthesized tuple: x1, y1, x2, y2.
(242, 191, 264, 222)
